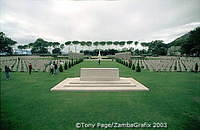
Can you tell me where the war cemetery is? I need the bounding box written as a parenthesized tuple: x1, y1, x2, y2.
(1, 0, 200, 130)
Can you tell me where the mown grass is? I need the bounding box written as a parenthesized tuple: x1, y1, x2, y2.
(1, 60, 200, 130)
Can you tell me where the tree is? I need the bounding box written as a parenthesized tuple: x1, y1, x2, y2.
(134, 49, 140, 55)
(80, 41, 86, 51)
(134, 41, 139, 48)
(136, 62, 141, 72)
(195, 63, 198, 73)
(99, 41, 106, 50)
(0, 32, 17, 54)
(60, 44, 65, 50)
(181, 27, 200, 56)
(140, 42, 149, 50)
(86, 41, 92, 51)
(127, 41, 133, 49)
(113, 41, 119, 50)
(31, 47, 48, 54)
(72, 41, 79, 52)
(52, 42, 60, 48)
(64, 62, 68, 70)
(17, 45, 29, 54)
(52, 48, 61, 54)
(17, 45, 24, 51)
(106, 41, 113, 49)
(28, 43, 34, 48)
(119, 41, 126, 48)
(65, 41, 71, 53)
(93, 41, 99, 49)
(59, 64, 63, 72)
(131, 64, 135, 70)
(60, 44, 65, 53)
(30, 38, 49, 54)
(148, 40, 167, 56)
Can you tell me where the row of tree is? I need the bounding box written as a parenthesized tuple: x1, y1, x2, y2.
(1, 27, 199, 56)
(19, 40, 141, 54)
(0, 33, 169, 56)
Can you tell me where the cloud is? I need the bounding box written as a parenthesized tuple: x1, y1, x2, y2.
(0, 0, 200, 46)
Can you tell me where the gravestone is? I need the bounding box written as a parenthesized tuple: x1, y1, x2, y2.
(115, 52, 132, 60)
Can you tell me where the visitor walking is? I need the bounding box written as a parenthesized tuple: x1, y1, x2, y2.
(54, 62, 58, 74)
(50, 63, 54, 75)
(28, 63, 32, 75)
(5, 65, 11, 80)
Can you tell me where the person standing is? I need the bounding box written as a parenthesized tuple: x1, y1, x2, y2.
(28, 63, 32, 75)
(54, 63, 58, 74)
(50, 63, 54, 75)
(5, 65, 11, 80)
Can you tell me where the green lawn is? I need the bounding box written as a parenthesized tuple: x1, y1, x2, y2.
(1, 60, 200, 130)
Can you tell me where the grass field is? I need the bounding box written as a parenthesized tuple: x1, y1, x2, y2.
(1, 60, 200, 130)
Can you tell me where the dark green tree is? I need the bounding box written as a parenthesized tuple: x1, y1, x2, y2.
(72, 41, 79, 52)
(148, 40, 167, 56)
(52, 48, 61, 54)
(127, 41, 133, 48)
(132, 64, 135, 70)
(30, 38, 49, 54)
(181, 27, 200, 56)
(195, 63, 198, 73)
(0, 32, 17, 54)
(64, 62, 68, 70)
(65, 41, 71, 53)
(59, 64, 63, 72)
(136, 63, 141, 72)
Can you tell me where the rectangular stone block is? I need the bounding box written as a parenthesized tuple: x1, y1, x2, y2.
(80, 68, 120, 81)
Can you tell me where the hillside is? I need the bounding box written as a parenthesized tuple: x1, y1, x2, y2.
(168, 33, 190, 47)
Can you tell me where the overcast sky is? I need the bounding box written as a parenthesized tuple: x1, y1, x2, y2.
(0, 0, 200, 46)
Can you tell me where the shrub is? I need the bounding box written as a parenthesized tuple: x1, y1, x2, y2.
(136, 63, 141, 72)
(125, 62, 129, 67)
(59, 64, 63, 72)
(128, 62, 132, 68)
(68, 62, 71, 68)
(131, 64, 135, 70)
(174, 66, 177, 71)
(195, 63, 198, 73)
(64, 62, 68, 70)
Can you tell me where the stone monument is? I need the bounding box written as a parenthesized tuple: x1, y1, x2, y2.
(51, 68, 149, 91)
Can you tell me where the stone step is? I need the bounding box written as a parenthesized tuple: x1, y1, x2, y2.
(64, 84, 136, 87)
(52, 87, 147, 91)
(69, 80, 131, 84)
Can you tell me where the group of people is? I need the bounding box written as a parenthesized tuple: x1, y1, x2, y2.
(4, 60, 65, 80)
(4, 63, 32, 80)
(49, 61, 58, 75)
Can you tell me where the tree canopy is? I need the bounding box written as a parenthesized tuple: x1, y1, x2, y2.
(0, 32, 17, 54)
(29, 38, 49, 54)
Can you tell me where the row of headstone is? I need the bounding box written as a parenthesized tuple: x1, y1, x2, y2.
(115, 52, 132, 60)
(68, 52, 84, 60)
(115, 56, 200, 72)
(0, 56, 84, 72)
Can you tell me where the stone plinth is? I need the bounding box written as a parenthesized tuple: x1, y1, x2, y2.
(51, 68, 149, 91)
(80, 68, 120, 81)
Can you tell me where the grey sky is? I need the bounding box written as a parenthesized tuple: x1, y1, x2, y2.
(0, 0, 200, 46)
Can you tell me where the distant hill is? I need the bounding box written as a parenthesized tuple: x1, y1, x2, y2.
(168, 33, 190, 47)
(167, 27, 200, 56)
